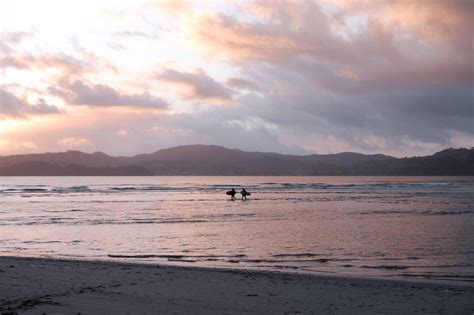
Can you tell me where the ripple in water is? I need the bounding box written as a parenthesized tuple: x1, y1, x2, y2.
(1, 176, 473, 283)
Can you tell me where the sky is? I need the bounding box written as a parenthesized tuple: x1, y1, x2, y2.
(0, 0, 473, 157)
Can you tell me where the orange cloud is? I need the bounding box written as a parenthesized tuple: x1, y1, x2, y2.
(151, 0, 190, 16)
(371, 0, 472, 50)
(190, 13, 309, 62)
(325, 0, 473, 50)
(335, 68, 360, 81)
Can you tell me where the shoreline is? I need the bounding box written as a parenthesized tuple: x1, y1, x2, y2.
(1, 252, 471, 287)
(1, 255, 473, 314)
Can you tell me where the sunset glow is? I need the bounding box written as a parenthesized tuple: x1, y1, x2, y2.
(1, 0, 473, 156)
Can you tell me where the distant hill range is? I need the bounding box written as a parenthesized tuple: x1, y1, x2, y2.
(0, 145, 473, 176)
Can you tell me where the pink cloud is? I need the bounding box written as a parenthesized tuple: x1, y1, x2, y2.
(0, 88, 61, 119)
(51, 80, 168, 110)
(189, 0, 473, 92)
(155, 67, 233, 102)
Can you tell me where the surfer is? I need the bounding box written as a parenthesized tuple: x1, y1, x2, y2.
(226, 188, 237, 200)
(240, 188, 250, 200)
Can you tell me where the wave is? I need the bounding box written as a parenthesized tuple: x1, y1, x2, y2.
(108, 254, 247, 260)
(226, 258, 332, 264)
(51, 185, 91, 193)
(399, 273, 474, 281)
(272, 253, 320, 258)
(2, 218, 210, 226)
(21, 240, 83, 244)
(381, 256, 420, 261)
(21, 188, 48, 192)
(361, 265, 409, 270)
(107, 254, 333, 266)
(356, 209, 473, 217)
(109, 254, 186, 259)
(2, 180, 472, 196)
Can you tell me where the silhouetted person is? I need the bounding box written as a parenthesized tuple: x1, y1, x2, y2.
(226, 188, 237, 200)
(240, 188, 250, 200)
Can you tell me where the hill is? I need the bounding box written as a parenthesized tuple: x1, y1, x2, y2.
(0, 145, 472, 176)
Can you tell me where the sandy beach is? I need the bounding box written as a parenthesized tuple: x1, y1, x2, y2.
(0, 256, 472, 314)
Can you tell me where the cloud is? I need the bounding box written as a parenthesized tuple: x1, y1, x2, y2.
(0, 88, 24, 117)
(190, 3, 340, 63)
(334, 68, 360, 81)
(0, 105, 309, 156)
(113, 30, 159, 39)
(1, 52, 90, 75)
(168, 0, 473, 156)
(330, 0, 473, 51)
(58, 137, 90, 147)
(230, 77, 474, 155)
(2, 30, 35, 44)
(53, 80, 168, 110)
(189, 1, 473, 92)
(0, 88, 61, 119)
(226, 78, 260, 91)
(27, 98, 62, 115)
(155, 67, 233, 102)
(2, 81, 472, 157)
(1, 1, 472, 157)
(1, 40, 117, 82)
(150, 0, 191, 16)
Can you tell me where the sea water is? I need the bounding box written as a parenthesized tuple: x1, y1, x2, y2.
(1, 176, 473, 283)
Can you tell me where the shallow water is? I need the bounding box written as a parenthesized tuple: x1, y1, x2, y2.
(1, 176, 473, 283)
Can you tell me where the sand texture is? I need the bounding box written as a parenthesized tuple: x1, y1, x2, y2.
(0, 256, 473, 314)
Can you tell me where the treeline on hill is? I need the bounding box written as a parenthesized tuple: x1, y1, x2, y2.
(0, 162, 152, 176)
(0, 145, 472, 176)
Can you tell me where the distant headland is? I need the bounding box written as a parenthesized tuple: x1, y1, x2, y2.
(0, 145, 472, 176)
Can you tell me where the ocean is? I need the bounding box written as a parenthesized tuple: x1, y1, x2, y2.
(1, 176, 473, 283)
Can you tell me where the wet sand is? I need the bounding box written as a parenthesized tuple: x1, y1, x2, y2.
(0, 256, 472, 314)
